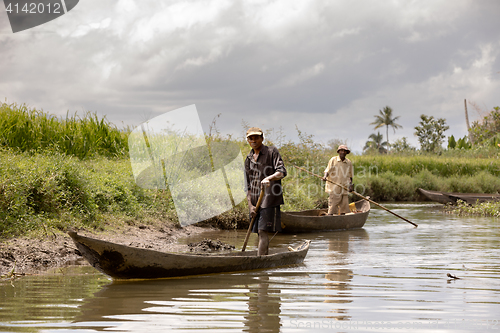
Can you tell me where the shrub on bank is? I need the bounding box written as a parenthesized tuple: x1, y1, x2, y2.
(2, 101, 499, 237)
(0, 149, 176, 237)
(349, 169, 500, 202)
(447, 200, 500, 217)
(350, 155, 500, 178)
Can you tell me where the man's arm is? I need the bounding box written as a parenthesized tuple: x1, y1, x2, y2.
(261, 171, 284, 187)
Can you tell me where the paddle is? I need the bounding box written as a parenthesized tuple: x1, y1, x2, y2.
(242, 189, 265, 252)
(293, 165, 418, 228)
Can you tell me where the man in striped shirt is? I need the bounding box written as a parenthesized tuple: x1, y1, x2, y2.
(245, 127, 287, 256)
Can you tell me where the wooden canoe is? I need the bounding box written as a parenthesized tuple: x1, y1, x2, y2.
(281, 199, 370, 233)
(418, 188, 500, 205)
(68, 231, 310, 279)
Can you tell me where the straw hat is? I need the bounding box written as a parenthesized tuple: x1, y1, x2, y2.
(337, 144, 350, 154)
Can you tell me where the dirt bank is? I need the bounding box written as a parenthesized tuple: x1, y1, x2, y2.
(0, 223, 213, 278)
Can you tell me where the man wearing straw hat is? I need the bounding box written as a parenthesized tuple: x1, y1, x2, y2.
(245, 127, 287, 255)
(322, 145, 354, 215)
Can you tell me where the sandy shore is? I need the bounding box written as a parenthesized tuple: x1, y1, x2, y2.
(0, 223, 213, 278)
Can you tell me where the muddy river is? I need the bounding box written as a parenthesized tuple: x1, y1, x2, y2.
(1, 203, 499, 332)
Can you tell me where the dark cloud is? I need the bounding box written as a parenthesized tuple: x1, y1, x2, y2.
(1, 0, 499, 151)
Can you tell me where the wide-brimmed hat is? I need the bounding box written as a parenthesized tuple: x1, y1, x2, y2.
(246, 127, 264, 138)
(337, 144, 350, 154)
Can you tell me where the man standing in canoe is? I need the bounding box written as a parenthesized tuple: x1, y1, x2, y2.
(322, 145, 354, 215)
(245, 127, 287, 256)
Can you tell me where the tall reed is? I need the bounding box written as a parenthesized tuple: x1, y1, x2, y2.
(0, 102, 129, 159)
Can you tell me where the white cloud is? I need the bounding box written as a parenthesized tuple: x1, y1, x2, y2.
(278, 63, 325, 87)
(1, 0, 499, 154)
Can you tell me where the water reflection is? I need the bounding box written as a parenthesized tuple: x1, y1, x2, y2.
(72, 229, 371, 331)
(75, 273, 287, 332)
(2, 204, 500, 332)
(244, 276, 281, 333)
(323, 229, 369, 321)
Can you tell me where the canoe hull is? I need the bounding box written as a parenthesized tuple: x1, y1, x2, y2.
(281, 199, 370, 233)
(418, 188, 500, 205)
(69, 232, 310, 279)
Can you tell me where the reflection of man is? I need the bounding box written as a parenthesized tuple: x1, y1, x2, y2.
(245, 127, 286, 256)
(322, 145, 354, 215)
(245, 276, 281, 332)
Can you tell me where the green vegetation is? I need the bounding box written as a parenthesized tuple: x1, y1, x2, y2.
(363, 132, 388, 154)
(0, 102, 129, 159)
(282, 154, 500, 203)
(470, 106, 500, 148)
(447, 200, 500, 218)
(414, 115, 449, 153)
(369, 106, 402, 148)
(1, 102, 499, 237)
(0, 148, 177, 237)
(447, 135, 471, 150)
(390, 137, 416, 154)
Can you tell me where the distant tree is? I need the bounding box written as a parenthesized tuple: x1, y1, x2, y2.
(456, 136, 471, 149)
(326, 138, 348, 155)
(370, 106, 402, 149)
(447, 135, 471, 150)
(414, 115, 449, 153)
(391, 137, 416, 153)
(447, 135, 457, 149)
(470, 106, 500, 146)
(363, 132, 388, 154)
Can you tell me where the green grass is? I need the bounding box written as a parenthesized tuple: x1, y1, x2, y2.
(350, 155, 500, 177)
(0, 102, 129, 159)
(282, 154, 500, 204)
(447, 200, 500, 217)
(1, 102, 499, 237)
(0, 149, 177, 238)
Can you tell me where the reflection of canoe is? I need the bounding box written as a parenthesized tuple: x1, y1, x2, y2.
(68, 231, 310, 279)
(281, 200, 370, 233)
(75, 274, 285, 326)
(418, 188, 500, 205)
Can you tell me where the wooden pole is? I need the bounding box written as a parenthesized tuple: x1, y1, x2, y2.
(293, 165, 418, 228)
(465, 99, 474, 145)
(242, 190, 265, 252)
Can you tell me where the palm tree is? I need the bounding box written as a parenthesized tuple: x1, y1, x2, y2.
(363, 132, 388, 154)
(370, 106, 402, 149)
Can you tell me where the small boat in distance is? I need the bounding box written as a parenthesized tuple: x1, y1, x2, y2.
(281, 199, 370, 233)
(68, 231, 310, 280)
(417, 188, 500, 205)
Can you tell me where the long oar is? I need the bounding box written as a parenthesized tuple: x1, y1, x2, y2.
(242, 189, 265, 251)
(293, 165, 418, 228)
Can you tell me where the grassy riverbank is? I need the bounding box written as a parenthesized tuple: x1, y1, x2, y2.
(1, 102, 499, 237)
(2, 149, 499, 238)
(282, 154, 500, 205)
(446, 200, 500, 217)
(0, 149, 176, 237)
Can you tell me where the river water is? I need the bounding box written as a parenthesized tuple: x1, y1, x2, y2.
(1, 203, 499, 333)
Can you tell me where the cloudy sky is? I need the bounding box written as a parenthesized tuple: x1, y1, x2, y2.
(1, 0, 499, 153)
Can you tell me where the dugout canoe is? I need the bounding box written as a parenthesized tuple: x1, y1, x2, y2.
(417, 188, 500, 205)
(68, 231, 310, 279)
(281, 199, 370, 233)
